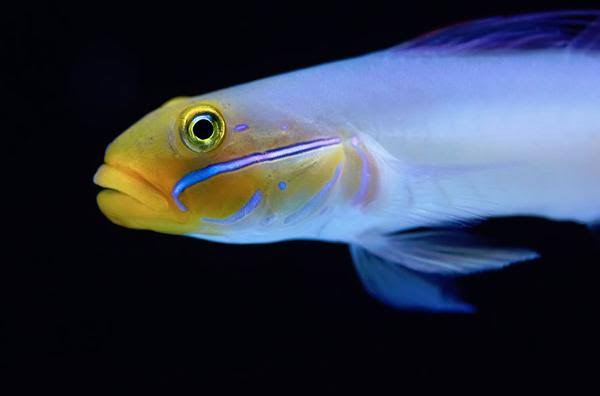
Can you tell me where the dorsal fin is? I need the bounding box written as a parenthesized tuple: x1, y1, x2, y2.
(395, 11, 600, 52)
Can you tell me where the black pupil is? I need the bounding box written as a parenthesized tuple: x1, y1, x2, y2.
(192, 118, 214, 140)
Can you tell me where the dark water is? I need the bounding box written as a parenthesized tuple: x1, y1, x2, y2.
(8, 1, 600, 393)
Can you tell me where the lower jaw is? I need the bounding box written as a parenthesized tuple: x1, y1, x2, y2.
(96, 190, 197, 234)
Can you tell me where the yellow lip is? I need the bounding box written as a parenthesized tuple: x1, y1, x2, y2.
(93, 164, 170, 211)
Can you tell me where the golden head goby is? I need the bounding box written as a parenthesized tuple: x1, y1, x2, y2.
(95, 93, 379, 244)
(95, 11, 600, 313)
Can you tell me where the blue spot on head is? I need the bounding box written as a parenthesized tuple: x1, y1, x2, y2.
(234, 123, 249, 132)
(278, 181, 287, 191)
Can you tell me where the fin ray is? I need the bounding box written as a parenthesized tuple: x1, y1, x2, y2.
(395, 10, 600, 52)
(350, 245, 474, 313)
(359, 228, 539, 275)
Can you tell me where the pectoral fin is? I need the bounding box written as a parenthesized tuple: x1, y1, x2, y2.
(350, 245, 474, 313)
(349, 227, 539, 312)
(359, 228, 539, 275)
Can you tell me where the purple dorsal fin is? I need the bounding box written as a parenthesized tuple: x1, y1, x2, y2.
(395, 11, 600, 52)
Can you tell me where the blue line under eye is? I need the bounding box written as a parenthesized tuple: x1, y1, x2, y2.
(171, 137, 341, 211)
(278, 181, 287, 190)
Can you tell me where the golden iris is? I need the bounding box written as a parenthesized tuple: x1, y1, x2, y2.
(179, 104, 226, 152)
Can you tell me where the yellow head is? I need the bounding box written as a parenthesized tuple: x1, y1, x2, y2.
(94, 93, 377, 243)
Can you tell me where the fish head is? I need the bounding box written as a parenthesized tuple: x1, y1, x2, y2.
(94, 94, 353, 242)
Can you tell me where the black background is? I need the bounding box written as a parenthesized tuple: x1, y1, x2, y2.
(8, 1, 600, 393)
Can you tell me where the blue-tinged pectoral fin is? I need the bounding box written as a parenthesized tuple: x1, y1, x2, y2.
(359, 228, 539, 275)
(350, 226, 540, 312)
(350, 245, 475, 313)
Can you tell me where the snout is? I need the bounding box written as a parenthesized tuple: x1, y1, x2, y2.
(94, 164, 170, 211)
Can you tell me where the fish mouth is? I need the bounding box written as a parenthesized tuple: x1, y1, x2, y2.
(94, 164, 170, 212)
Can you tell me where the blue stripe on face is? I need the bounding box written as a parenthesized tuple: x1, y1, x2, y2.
(171, 137, 341, 211)
(202, 190, 263, 225)
(283, 164, 342, 224)
(351, 137, 371, 205)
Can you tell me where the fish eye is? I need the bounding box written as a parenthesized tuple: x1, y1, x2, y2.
(190, 114, 216, 140)
(180, 105, 226, 152)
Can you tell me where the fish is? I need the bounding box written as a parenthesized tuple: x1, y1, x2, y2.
(94, 11, 600, 313)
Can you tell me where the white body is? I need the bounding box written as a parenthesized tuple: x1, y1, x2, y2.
(202, 49, 600, 243)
